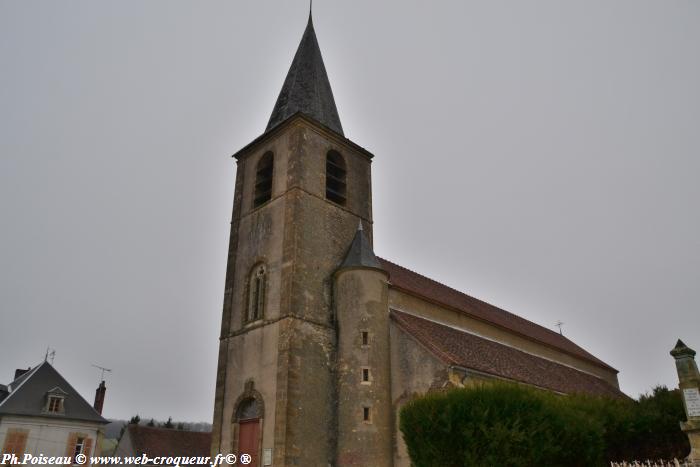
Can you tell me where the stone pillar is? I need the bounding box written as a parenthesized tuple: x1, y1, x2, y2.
(670, 339, 700, 464)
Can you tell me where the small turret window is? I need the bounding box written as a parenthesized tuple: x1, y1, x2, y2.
(326, 150, 346, 206)
(246, 264, 267, 323)
(254, 151, 274, 207)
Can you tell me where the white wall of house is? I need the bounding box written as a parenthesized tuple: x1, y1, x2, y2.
(0, 415, 103, 461)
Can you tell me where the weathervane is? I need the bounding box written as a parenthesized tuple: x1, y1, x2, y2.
(555, 321, 564, 335)
(44, 347, 56, 364)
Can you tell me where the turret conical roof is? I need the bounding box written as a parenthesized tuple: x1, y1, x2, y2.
(266, 14, 344, 135)
(339, 222, 382, 270)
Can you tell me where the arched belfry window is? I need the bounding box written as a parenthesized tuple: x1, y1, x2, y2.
(326, 150, 347, 206)
(254, 151, 274, 207)
(246, 264, 266, 323)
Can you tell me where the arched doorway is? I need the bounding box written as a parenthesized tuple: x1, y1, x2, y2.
(236, 398, 261, 467)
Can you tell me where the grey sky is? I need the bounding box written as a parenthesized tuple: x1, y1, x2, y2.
(1, 1, 698, 422)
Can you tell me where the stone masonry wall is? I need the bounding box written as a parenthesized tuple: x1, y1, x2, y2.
(213, 117, 375, 466)
(335, 268, 392, 467)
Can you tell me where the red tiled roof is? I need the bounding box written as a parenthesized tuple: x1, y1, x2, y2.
(127, 425, 211, 459)
(391, 310, 625, 398)
(379, 257, 616, 372)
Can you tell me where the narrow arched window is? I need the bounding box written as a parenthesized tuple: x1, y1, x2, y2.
(326, 150, 347, 206)
(254, 151, 274, 207)
(246, 264, 266, 323)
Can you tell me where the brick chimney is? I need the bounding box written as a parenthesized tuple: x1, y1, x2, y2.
(93, 381, 106, 415)
(14, 368, 31, 380)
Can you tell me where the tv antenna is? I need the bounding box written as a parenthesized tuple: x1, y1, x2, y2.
(91, 364, 112, 382)
(555, 321, 564, 336)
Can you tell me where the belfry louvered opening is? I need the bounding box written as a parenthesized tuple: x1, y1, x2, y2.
(254, 151, 274, 207)
(326, 150, 347, 206)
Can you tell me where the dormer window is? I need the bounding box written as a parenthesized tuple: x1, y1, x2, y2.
(44, 387, 67, 414)
(254, 151, 274, 207)
(45, 395, 65, 414)
(326, 150, 347, 206)
(48, 396, 62, 413)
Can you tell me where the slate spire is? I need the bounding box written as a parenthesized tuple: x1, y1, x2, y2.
(266, 13, 344, 135)
(339, 222, 382, 270)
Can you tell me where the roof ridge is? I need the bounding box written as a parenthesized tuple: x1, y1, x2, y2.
(380, 257, 507, 311)
(391, 310, 625, 398)
(0, 362, 43, 409)
(0, 362, 108, 423)
(391, 309, 609, 381)
(377, 256, 615, 372)
(42, 363, 107, 422)
(379, 256, 562, 333)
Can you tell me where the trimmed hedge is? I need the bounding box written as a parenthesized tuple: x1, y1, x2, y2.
(399, 383, 689, 467)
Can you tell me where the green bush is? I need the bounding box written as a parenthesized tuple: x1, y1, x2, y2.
(399, 383, 603, 467)
(563, 387, 689, 461)
(562, 393, 639, 462)
(399, 383, 690, 467)
(633, 386, 689, 459)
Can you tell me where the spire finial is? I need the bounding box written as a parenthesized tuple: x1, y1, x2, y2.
(357, 220, 363, 231)
(266, 0, 344, 135)
(309, 0, 313, 19)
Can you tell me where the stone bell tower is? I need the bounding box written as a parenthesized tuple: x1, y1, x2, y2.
(211, 12, 377, 467)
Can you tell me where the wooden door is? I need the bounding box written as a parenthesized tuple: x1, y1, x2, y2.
(238, 419, 260, 467)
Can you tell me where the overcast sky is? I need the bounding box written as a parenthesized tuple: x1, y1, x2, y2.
(1, 1, 698, 423)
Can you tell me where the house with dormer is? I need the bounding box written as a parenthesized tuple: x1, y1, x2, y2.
(0, 361, 108, 463)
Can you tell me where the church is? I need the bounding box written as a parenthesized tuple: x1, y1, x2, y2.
(210, 12, 623, 467)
